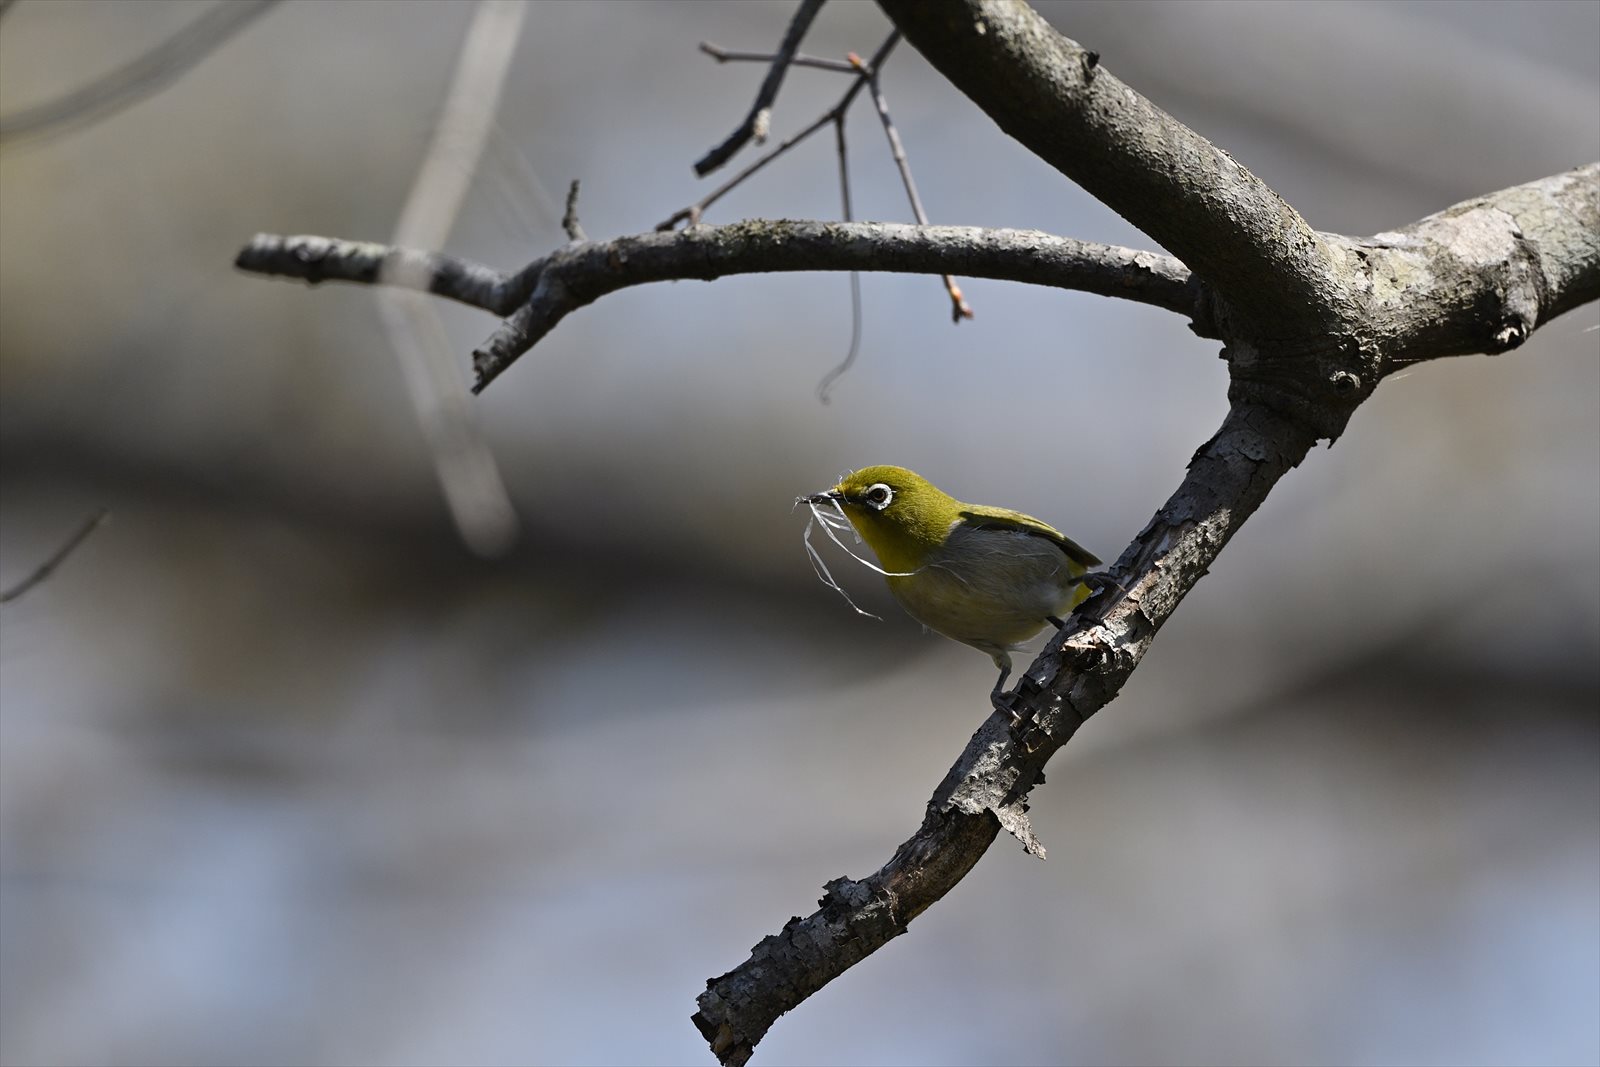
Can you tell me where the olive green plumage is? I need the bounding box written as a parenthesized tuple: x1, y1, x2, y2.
(808, 465, 1101, 698)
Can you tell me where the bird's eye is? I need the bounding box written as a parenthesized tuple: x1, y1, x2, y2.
(864, 483, 893, 510)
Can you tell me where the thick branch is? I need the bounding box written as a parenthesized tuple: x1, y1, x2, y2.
(876, 0, 1344, 334)
(1356, 162, 1600, 364)
(234, 224, 1205, 392)
(692, 403, 1319, 1064)
(1214, 164, 1600, 439)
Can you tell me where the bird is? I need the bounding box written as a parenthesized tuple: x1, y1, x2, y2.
(805, 465, 1106, 706)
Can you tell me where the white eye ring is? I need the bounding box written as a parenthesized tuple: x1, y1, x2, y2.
(864, 483, 893, 510)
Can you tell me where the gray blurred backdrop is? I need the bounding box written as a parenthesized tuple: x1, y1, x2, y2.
(1, 2, 1597, 1065)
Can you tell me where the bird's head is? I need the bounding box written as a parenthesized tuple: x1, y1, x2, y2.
(806, 465, 960, 571)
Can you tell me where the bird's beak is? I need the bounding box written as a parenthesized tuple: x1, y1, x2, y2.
(805, 488, 842, 506)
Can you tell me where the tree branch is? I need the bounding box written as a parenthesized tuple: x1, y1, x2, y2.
(875, 0, 1342, 334)
(234, 223, 1206, 392)
(693, 0, 827, 176)
(375, 0, 524, 560)
(236, 163, 1598, 403)
(699, 40, 859, 75)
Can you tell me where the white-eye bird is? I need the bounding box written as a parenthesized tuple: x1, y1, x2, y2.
(806, 465, 1104, 704)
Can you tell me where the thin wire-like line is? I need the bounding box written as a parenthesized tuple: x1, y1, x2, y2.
(816, 116, 864, 403)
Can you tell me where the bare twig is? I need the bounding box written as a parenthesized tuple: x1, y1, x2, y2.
(814, 116, 864, 404)
(865, 70, 973, 321)
(561, 179, 587, 242)
(0, 509, 109, 605)
(700, 41, 858, 74)
(694, 0, 826, 176)
(658, 32, 900, 232)
(0, 0, 278, 147)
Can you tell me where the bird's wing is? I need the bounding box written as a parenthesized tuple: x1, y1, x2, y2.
(957, 506, 1102, 569)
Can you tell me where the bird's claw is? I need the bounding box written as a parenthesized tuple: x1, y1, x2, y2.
(992, 685, 1022, 724)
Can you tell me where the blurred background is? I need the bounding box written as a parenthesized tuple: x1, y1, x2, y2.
(1, 1, 1596, 1064)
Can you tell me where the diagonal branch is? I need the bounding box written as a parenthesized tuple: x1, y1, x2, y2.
(693, 0, 827, 176)
(692, 401, 1321, 1065)
(875, 0, 1341, 333)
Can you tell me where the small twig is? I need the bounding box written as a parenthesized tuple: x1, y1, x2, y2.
(659, 108, 838, 232)
(866, 72, 973, 321)
(0, 0, 278, 146)
(561, 179, 587, 242)
(693, 0, 826, 177)
(699, 41, 858, 74)
(659, 31, 901, 232)
(0, 509, 109, 605)
(815, 116, 863, 404)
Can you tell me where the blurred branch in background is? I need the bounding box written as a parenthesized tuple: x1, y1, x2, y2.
(0, 508, 107, 605)
(378, 0, 525, 558)
(0, 0, 277, 147)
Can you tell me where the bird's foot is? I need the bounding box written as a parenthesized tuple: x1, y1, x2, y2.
(1075, 570, 1128, 598)
(995, 678, 1043, 736)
